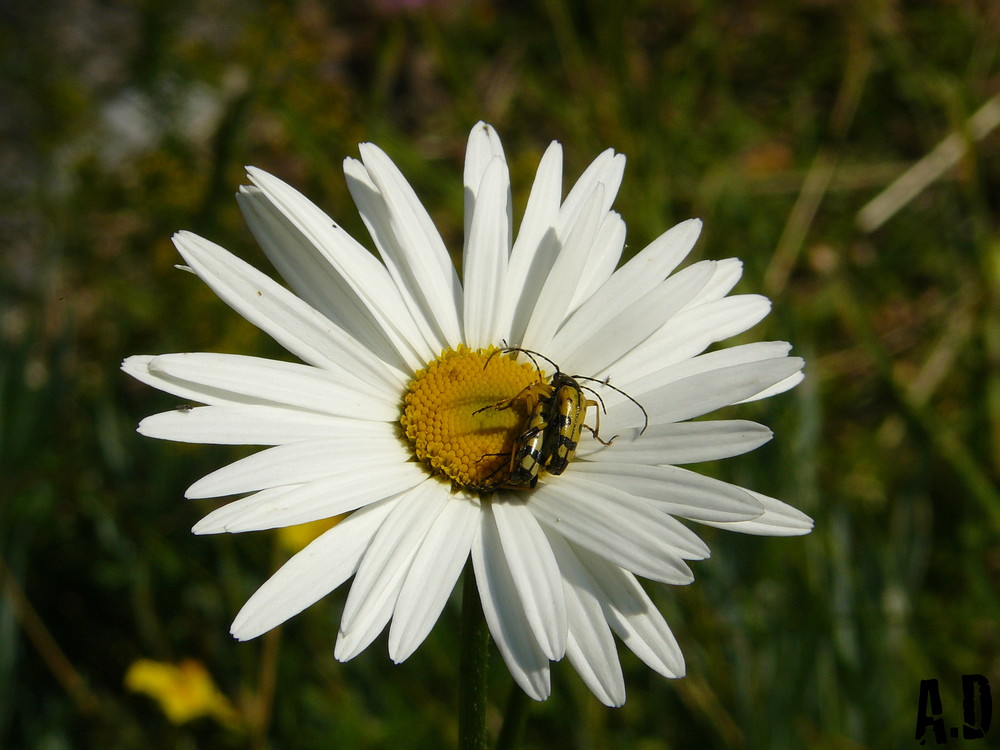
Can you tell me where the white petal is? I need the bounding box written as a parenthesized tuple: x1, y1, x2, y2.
(683, 257, 744, 307)
(191, 463, 428, 534)
(545, 530, 625, 707)
(522, 184, 605, 352)
(555, 260, 717, 374)
(638, 341, 796, 391)
(171, 231, 402, 391)
(576, 419, 773, 464)
(357, 143, 463, 347)
(738, 370, 805, 402)
(699, 489, 814, 536)
(472, 510, 551, 701)
(463, 121, 509, 245)
(570, 463, 765, 523)
(491, 498, 567, 660)
(236, 185, 405, 370)
(574, 549, 685, 678)
(529, 475, 704, 584)
(558, 150, 624, 233)
(124, 354, 212, 404)
(598, 342, 800, 422)
(497, 141, 563, 344)
(240, 170, 432, 371)
(566, 211, 625, 315)
(604, 357, 805, 430)
(128, 352, 397, 419)
(185, 433, 406, 498)
(343, 158, 448, 356)
(550, 220, 702, 369)
(389, 496, 481, 662)
(147, 353, 398, 421)
(463, 157, 510, 348)
(336, 481, 449, 660)
(230, 497, 396, 640)
(604, 295, 774, 385)
(136, 405, 371, 445)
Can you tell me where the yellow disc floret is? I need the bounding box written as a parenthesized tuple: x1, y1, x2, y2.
(400, 346, 543, 491)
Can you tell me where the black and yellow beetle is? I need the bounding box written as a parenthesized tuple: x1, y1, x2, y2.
(472, 347, 647, 492)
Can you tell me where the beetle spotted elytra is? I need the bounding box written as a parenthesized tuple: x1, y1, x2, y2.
(471, 372, 552, 491)
(541, 372, 599, 476)
(472, 347, 647, 492)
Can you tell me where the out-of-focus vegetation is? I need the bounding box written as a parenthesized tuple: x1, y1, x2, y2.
(2, 1, 998, 748)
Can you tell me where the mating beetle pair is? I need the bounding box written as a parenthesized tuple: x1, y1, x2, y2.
(472, 347, 648, 493)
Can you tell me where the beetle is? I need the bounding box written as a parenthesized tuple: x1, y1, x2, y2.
(471, 373, 552, 491)
(472, 347, 647, 492)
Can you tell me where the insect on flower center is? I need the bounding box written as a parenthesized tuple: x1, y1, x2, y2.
(400, 346, 543, 491)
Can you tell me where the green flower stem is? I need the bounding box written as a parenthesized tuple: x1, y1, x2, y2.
(459, 561, 490, 750)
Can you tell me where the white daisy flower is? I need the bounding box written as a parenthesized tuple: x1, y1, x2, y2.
(123, 122, 812, 707)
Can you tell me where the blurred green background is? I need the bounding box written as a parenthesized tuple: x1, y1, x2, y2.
(2, 0, 998, 748)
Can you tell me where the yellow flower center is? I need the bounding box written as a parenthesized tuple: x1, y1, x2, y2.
(400, 346, 543, 491)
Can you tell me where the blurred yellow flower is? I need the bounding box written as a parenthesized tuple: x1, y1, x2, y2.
(276, 515, 344, 554)
(125, 658, 240, 727)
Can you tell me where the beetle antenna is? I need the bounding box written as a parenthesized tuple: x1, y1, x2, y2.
(501, 346, 560, 376)
(575, 375, 649, 435)
(485, 344, 557, 380)
(580, 384, 609, 414)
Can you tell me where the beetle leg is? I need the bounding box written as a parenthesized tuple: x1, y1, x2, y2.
(582, 423, 618, 446)
(582, 397, 618, 446)
(472, 381, 545, 416)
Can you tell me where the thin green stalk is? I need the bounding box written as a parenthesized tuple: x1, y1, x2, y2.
(459, 562, 490, 750)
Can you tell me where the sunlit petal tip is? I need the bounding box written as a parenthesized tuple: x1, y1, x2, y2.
(244, 164, 267, 181)
(191, 516, 226, 536)
(334, 631, 368, 663)
(171, 228, 198, 248)
(135, 414, 170, 438)
(704, 491, 813, 536)
(121, 354, 151, 373)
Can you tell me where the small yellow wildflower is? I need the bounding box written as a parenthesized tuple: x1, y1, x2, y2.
(125, 658, 240, 727)
(276, 515, 344, 554)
